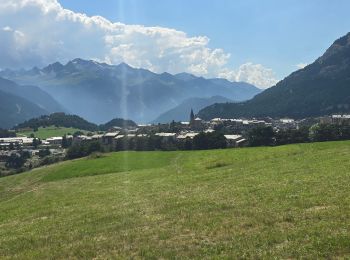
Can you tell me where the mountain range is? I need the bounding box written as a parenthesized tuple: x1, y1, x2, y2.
(198, 32, 350, 120)
(0, 89, 48, 129)
(0, 77, 67, 129)
(4, 31, 349, 127)
(0, 60, 261, 126)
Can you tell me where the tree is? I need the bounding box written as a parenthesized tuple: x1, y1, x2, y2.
(5, 153, 26, 169)
(309, 124, 338, 142)
(15, 113, 99, 132)
(21, 150, 31, 160)
(62, 135, 72, 148)
(135, 137, 149, 151)
(248, 126, 275, 147)
(193, 132, 227, 150)
(184, 138, 193, 150)
(39, 147, 51, 158)
(66, 141, 102, 159)
(32, 138, 41, 149)
(73, 131, 84, 137)
(0, 129, 16, 138)
(275, 127, 309, 145)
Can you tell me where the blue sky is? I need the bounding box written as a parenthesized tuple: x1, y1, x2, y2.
(59, 0, 350, 80)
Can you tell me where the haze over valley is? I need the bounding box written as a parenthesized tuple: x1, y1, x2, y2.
(0, 59, 261, 127)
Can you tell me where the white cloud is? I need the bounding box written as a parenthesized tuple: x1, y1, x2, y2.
(0, 0, 278, 88)
(296, 63, 308, 69)
(235, 63, 278, 88)
(219, 63, 278, 89)
(2, 26, 13, 31)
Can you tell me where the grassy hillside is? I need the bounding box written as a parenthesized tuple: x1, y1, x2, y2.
(1, 141, 350, 258)
(17, 126, 86, 139)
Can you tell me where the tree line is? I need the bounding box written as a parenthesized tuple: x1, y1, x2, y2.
(66, 132, 228, 159)
(66, 122, 350, 160)
(13, 113, 137, 132)
(248, 123, 350, 147)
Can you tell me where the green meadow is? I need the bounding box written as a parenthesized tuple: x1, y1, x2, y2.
(17, 126, 86, 139)
(1, 141, 350, 258)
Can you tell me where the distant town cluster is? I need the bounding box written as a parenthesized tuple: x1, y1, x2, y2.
(1, 112, 350, 176)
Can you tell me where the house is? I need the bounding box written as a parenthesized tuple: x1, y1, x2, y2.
(235, 138, 248, 147)
(331, 114, 350, 125)
(224, 135, 244, 148)
(91, 134, 104, 140)
(72, 135, 92, 144)
(176, 132, 199, 140)
(45, 137, 63, 145)
(191, 117, 204, 129)
(155, 133, 176, 142)
(0, 137, 34, 150)
(108, 126, 122, 132)
(280, 118, 295, 124)
(102, 132, 120, 145)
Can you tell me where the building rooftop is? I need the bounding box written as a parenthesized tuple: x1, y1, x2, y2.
(104, 132, 120, 137)
(177, 132, 199, 139)
(92, 134, 104, 139)
(46, 137, 63, 141)
(224, 135, 243, 140)
(155, 133, 176, 137)
(0, 137, 34, 144)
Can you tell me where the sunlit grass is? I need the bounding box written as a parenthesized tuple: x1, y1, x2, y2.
(1, 141, 350, 258)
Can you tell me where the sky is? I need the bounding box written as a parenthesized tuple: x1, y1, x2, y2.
(1, 0, 350, 88)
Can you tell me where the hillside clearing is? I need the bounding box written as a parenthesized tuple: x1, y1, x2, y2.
(1, 141, 350, 258)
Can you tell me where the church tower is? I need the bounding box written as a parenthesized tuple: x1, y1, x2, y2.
(190, 109, 195, 125)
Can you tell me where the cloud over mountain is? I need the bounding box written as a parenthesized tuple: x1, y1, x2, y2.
(0, 0, 277, 88)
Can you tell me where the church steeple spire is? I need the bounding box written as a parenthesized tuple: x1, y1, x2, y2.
(190, 108, 195, 124)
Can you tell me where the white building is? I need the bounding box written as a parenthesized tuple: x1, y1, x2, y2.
(45, 137, 63, 145)
(224, 135, 245, 148)
(177, 132, 199, 140)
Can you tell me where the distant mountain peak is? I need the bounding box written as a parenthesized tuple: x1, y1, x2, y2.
(198, 31, 350, 120)
(70, 58, 102, 67)
(42, 61, 64, 74)
(174, 72, 198, 81)
(71, 58, 86, 63)
(333, 32, 350, 47)
(116, 62, 133, 69)
(317, 32, 350, 66)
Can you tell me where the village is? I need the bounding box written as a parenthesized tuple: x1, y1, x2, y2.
(1, 112, 350, 175)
